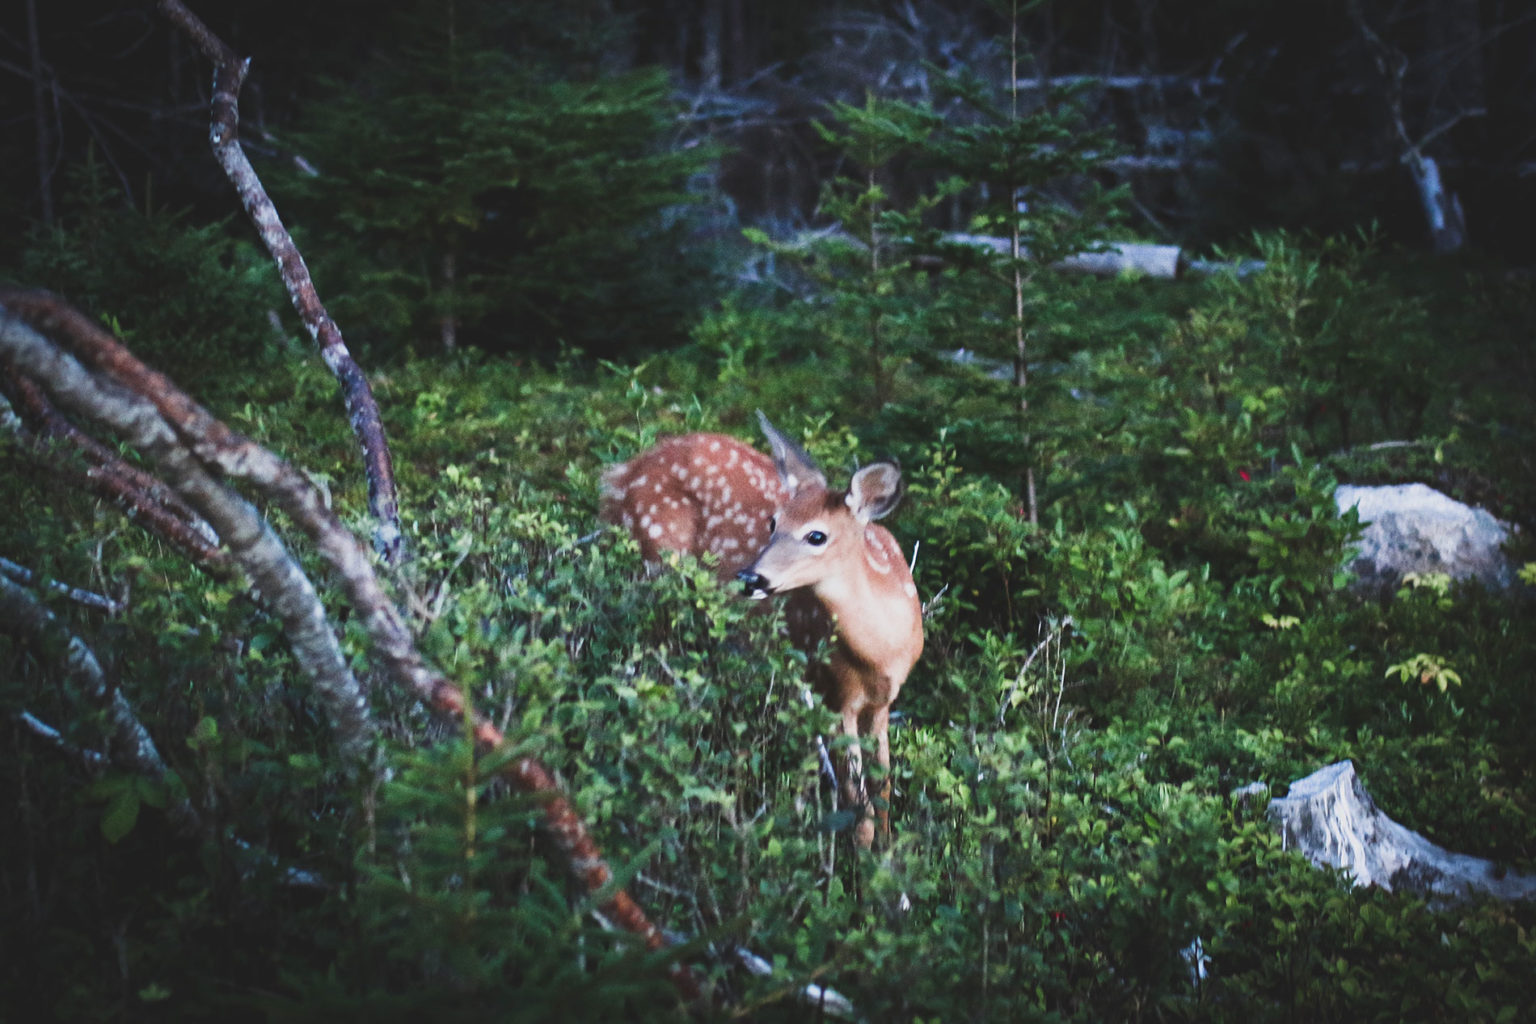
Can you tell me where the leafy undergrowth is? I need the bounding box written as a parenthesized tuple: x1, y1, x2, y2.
(3, 232, 1535, 1020)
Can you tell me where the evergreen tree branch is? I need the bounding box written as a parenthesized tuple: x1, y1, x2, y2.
(154, 0, 403, 564)
(432, 680, 702, 1003)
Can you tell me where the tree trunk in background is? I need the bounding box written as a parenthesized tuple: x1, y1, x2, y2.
(26, 0, 53, 227)
(1408, 153, 1467, 254)
(1419, 0, 1483, 253)
(1349, 0, 1477, 253)
(700, 0, 723, 91)
(440, 250, 458, 353)
(727, 0, 746, 87)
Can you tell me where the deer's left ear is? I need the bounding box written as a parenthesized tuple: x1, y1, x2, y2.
(847, 461, 904, 522)
(757, 410, 827, 496)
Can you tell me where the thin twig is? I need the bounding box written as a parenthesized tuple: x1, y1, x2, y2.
(997, 616, 1073, 728)
(0, 556, 124, 615)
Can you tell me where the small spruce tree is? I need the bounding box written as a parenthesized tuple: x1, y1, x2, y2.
(275, 0, 716, 357)
(925, 0, 1125, 521)
(748, 93, 952, 412)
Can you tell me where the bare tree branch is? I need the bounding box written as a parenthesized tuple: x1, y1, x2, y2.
(16, 699, 327, 891)
(16, 709, 108, 770)
(154, 0, 403, 564)
(1, 362, 229, 571)
(0, 556, 123, 616)
(0, 296, 377, 768)
(0, 291, 700, 1004)
(0, 572, 199, 834)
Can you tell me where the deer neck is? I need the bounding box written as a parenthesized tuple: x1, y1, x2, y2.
(811, 526, 920, 676)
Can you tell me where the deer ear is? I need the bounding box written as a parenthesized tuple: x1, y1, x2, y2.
(847, 461, 904, 522)
(757, 410, 827, 495)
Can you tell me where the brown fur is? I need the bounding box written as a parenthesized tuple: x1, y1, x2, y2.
(602, 418, 923, 848)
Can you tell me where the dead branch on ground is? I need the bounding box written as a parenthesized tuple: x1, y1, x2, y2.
(0, 572, 200, 834)
(0, 290, 699, 1004)
(1, 362, 229, 572)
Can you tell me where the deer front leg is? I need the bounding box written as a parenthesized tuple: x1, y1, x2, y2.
(837, 705, 877, 849)
(863, 704, 892, 846)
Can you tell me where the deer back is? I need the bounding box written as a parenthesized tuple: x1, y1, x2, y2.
(599, 432, 781, 577)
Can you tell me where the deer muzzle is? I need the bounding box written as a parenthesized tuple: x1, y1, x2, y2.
(735, 568, 772, 600)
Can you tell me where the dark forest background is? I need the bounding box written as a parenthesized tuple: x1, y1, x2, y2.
(4, 0, 1535, 357)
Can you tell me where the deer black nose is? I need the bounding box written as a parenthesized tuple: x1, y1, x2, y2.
(736, 569, 770, 598)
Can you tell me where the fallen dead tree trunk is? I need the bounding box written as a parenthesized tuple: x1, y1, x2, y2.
(0, 291, 701, 1004)
(937, 233, 1267, 279)
(939, 233, 1185, 278)
(1268, 760, 1536, 905)
(785, 228, 1265, 281)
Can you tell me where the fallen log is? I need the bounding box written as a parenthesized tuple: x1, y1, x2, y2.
(940, 233, 1185, 278)
(793, 229, 1266, 280)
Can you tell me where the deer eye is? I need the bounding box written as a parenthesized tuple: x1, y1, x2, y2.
(805, 530, 828, 546)
(768, 516, 777, 532)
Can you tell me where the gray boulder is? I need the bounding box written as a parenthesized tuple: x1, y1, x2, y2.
(1335, 483, 1513, 589)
